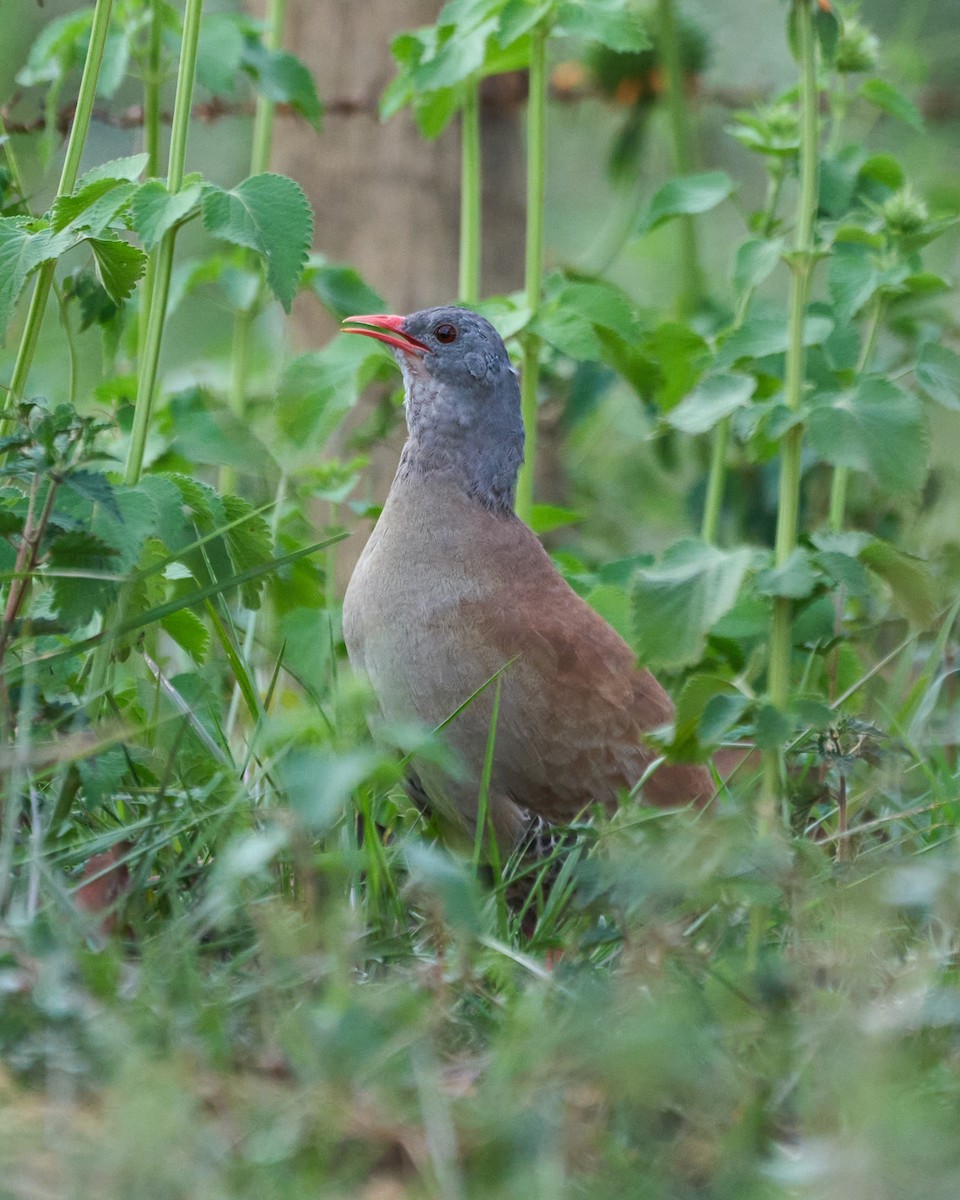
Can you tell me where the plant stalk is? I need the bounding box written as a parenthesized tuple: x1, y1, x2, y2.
(138, 0, 165, 369)
(657, 0, 701, 314)
(459, 79, 482, 304)
(515, 26, 547, 525)
(3, 0, 116, 418)
(220, 0, 288, 495)
(762, 0, 820, 827)
(124, 0, 204, 488)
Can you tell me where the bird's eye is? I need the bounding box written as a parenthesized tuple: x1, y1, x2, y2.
(435, 323, 458, 344)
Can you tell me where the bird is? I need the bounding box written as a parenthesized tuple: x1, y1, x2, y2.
(341, 306, 714, 855)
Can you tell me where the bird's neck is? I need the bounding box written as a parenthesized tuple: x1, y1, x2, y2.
(398, 379, 524, 514)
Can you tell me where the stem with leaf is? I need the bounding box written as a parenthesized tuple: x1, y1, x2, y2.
(3, 0, 116, 418)
(515, 25, 547, 525)
(137, 0, 165, 368)
(763, 0, 820, 826)
(657, 0, 701, 315)
(124, 0, 204, 488)
(459, 78, 482, 304)
(220, 0, 288, 495)
(701, 161, 786, 544)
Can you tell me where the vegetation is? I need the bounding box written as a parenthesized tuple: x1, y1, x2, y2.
(2, 1, 960, 1195)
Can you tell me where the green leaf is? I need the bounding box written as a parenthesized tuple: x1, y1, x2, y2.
(242, 41, 323, 130)
(664, 373, 755, 435)
(633, 540, 753, 668)
(671, 674, 746, 756)
(754, 703, 791, 750)
(754, 547, 818, 600)
(202, 174, 313, 311)
(48, 530, 120, 625)
(584, 583, 632, 643)
(50, 179, 135, 234)
(196, 11, 246, 93)
(61, 469, 123, 522)
(498, 0, 553, 45)
(0, 218, 46, 337)
(530, 503, 580, 534)
(716, 313, 833, 367)
(733, 237, 784, 297)
(130, 180, 203, 251)
(860, 538, 936, 627)
(916, 343, 960, 411)
(89, 237, 148, 304)
(555, 0, 649, 52)
(302, 256, 385, 320)
(828, 243, 879, 324)
(638, 172, 735, 235)
(807, 378, 928, 494)
(859, 78, 923, 131)
(161, 608, 211, 665)
(221, 494, 274, 610)
(76, 154, 150, 188)
(534, 277, 638, 360)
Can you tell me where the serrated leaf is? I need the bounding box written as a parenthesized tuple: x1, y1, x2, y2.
(733, 237, 784, 297)
(755, 703, 791, 750)
(202, 173, 313, 311)
(665, 372, 755, 435)
(76, 154, 149, 188)
(0, 219, 44, 337)
(161, 607, 211, 664)
(50, 178, 135, 234)
(91, 486, 160, 572)
(61, 469, 123, 522)
(807, 378, 928, 494)
(89, 237, 147, 304)
(638, 172, 734, 235)
(48, 530, 121, 625)
(633, 540, 753, 668)
(221, 494, 273, 610)
(859, 78, 923, 131)
(916, 343, 960, 411)
(130, 180, 203, 250)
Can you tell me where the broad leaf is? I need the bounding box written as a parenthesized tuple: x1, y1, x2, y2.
(90, 237, 148, 304)
(131, 179, 203, 251)
(555, 0, 649, 51)
(807, 378, 928, 494)
(202, 174, 313, 311)
(638, 172, 735, 235)
(916, 343, 960, 411)
(733, 237, 783, 297)
(242, 42, 324, 130)
(633, 540, 754, 668)
(860, 538, 937, 627)
(302, 256, 385, 320)
(859, 78, 923, 131)
(665, 372, 755, 435)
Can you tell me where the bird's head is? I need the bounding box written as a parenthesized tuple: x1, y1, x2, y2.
(342, 306, 524, 512)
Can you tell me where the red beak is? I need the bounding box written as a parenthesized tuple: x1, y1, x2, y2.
(341, 313, 431, 356)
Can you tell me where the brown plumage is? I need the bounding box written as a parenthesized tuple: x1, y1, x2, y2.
(341, 307, 713, 852)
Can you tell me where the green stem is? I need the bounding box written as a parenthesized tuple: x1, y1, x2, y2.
(459, 79, 482, 304)
(827, 294, 884, 532)
(3, 0, 116, 417)
(515, 26, 547, 525)
(124, 0, 204, 488)
(220, 0, 287, 495)
(657, 0, 701, 314)
(700, 415, 729, 544)
(250, 0, 287, 177)
(762, 0, 820, 829)
(138, 0, 164, 369)
(701, 163, 786, 544)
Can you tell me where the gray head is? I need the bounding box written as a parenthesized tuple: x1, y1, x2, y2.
(342, 306, 524, 513)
